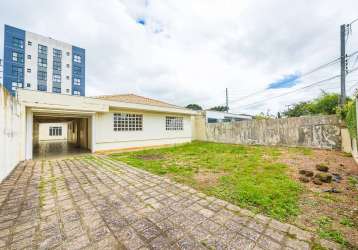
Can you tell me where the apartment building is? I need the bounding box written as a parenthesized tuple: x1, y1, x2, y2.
(3, 24, 85, 96)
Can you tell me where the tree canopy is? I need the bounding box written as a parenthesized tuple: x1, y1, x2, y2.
(283, 93, 351, 117)
(185, 104, 203, 110)
(209, 105, 228, 112)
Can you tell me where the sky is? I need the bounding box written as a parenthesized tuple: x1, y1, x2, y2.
(0, 0, 358, 115)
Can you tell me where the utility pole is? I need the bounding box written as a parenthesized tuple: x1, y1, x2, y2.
(225, 88, 229, 112)
(340, 24, 347, 106)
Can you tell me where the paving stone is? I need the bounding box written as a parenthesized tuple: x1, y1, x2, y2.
(228, 234, 256, 250)
(0, 157, 339, 249)
(263, 227, 286, 243)
(150, 235, 171, 250)
(288, 225, 313, 242)
(176, 236, 199, 250)
(140, 226, 161, 240)
(257, 235, 281, 250)
(198, 208, 215, 218)
(269, 219, 290, 233)
(240, 227, 261, 241)
(247, 219, 266, 233)
(285, 237, 310, 250)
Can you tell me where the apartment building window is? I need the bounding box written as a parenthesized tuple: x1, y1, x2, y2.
(38, 44, 48, 55)
(38, 57, 47, 67)
(73, 90, 81, 96)
(27, 68, 31, 73)
(49, 126, 62, 136)
(37, 71, 47, 81)
(66, 76, 70, 80)
(12, 52, 24, 63)
(11, 81, 22, 91)
(12, 65, 23, 78)
(73, 78, 81, 85)
(12, 37, 24, 49)
(73, 66, 81, 75)
(73, 54, 81, 63)
(27, 41, 32, 46)
(53, 48, 62, 58)
(53, 61, 61, 71)
(53, 87, 61, 93)
(166, 116, 183, 131)
(113, 113, 143, 131)
(66, 51, 70, 56)
(26, 83, 31, 88)
(27, 55, 31, 60)
(53, 74, 61, 83)
(37, 84, 47, 91)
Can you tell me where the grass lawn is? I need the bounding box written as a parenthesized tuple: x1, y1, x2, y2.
(110, 141, 358, 247)
(110, 141, 302, 221)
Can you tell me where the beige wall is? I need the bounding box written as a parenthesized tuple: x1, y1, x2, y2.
(191, 112, 207, 141)
(95, 111, 192, 151)
(0, 86, 22, 181)
(39, 123, 68, 141)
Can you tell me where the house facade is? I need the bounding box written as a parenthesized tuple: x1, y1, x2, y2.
(0, 86, 196, 180)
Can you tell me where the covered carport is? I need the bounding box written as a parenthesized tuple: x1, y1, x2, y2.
(32, 112, 92, 159)
(17, 89, 109, 160)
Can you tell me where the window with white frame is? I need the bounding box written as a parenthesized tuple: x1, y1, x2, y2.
(113, 113, 143, 131)
(12, 52, 24, 63)
(49, 126, 62, 136)
(73, 78, 81, 85)
(53, 74, 61, 83)
(73, 90, 81, 95)
(166, 116, 183, 131)
(73, 54, 81, 63)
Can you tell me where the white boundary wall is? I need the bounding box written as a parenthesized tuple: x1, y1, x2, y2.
(0, 86, 22, 181)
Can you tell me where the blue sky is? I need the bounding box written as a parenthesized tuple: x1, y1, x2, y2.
(267, 73, 301, 89)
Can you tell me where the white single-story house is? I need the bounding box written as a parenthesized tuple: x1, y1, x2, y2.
(0, 86, 197, 180)
(205, 110, 252, 123)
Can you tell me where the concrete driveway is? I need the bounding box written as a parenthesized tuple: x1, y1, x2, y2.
(0, 156, 339, 249)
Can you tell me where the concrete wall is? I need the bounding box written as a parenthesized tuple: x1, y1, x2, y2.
(192, 113, 207, 141)
(205, 115, 342, 149)
(39, 123, 68, 141)
(0, 86, 22, 181)
(95, 111, 192, 151)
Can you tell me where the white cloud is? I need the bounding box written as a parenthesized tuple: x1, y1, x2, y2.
(0, 0, 357, 115)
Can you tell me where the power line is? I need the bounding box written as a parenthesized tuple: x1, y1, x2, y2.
(234, 74, 341, 110)
(227, 50, 358, 107)
(350, 17, 358, 25)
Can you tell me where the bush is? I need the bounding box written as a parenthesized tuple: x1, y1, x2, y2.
(345, 101, 357, 138)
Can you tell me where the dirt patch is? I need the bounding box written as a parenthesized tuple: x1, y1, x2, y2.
(135, 154, 165, 161)
(277, 149, 358, 247)
(194, 170, 227, 189)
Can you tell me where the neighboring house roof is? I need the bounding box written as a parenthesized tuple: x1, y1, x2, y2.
(94, 94, 183, 109)
(205, 110, 252, 118)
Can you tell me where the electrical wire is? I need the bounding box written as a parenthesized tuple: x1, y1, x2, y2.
(233, 74, 341, 110)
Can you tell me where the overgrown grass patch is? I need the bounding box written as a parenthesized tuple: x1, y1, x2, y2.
(110, 141, 302, 221)
(316, 216, 348, 246)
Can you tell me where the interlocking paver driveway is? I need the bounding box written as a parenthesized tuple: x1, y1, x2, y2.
(0, 156, 341, 250)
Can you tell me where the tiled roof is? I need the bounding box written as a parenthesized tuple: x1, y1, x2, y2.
(94, 94, 183, 109)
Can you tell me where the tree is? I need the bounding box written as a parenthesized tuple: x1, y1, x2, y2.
(186, 104, 203, 110)
(283, 93, 351, 118)
(283, 101, 312, 117)
(209, 105, 228, 112)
